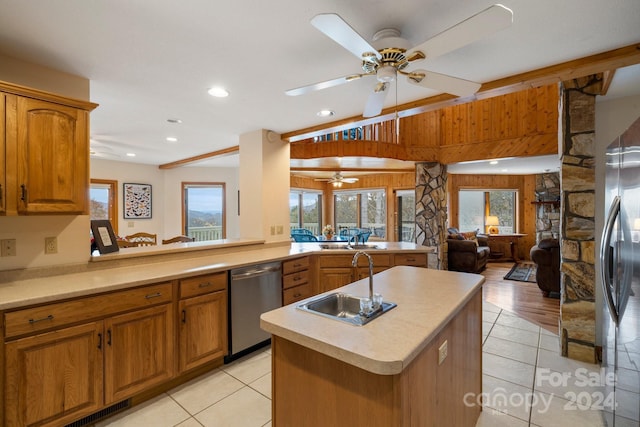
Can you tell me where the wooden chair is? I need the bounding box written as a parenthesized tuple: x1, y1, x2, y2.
(162, 235, 195, 244)
(124, 232, 157, 246)
(117, 239, 137, 248)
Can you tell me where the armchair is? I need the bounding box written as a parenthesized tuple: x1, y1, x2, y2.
(530, 239, 561, 297)
(446, 228, 490, 273)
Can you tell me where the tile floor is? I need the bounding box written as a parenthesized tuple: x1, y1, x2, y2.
(96, 301, 639, 427)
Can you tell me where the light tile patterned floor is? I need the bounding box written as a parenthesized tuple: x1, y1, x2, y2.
(97, 301, 638, 427)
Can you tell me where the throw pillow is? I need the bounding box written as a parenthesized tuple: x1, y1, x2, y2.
(460, 230, 479, 247)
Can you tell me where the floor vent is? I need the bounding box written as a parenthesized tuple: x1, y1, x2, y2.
(64, 400, 130, 427)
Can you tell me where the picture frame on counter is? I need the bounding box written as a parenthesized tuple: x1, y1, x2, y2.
(91, 220, 119, 254)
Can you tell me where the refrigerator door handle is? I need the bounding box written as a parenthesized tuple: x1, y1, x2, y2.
(600, 195, 620, 325)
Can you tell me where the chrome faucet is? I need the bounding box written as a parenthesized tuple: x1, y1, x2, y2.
(346, 233, 359, 249)
(352, 251, 374, 303)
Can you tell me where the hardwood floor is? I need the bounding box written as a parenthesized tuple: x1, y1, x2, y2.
(481, 262, 560, 334)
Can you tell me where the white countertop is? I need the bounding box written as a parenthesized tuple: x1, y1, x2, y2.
(0, 241, 434, 311)
(260, 266, 483, 375)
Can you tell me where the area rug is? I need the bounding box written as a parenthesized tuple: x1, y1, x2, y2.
(504, 262, 537, 283)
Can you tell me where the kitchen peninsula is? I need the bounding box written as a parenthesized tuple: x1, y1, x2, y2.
(261, 266, 483, 427)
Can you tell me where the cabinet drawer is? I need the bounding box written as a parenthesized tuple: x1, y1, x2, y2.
(283, 282, 313, 305)
(4, 282, 173, 339)
(283, 270, 309, 290)
(179, 272, 227, 299)
(394, 253, 427, 266)
(283, 256, 309, 275)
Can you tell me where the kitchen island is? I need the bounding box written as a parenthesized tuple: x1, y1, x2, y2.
(261, 266, 484, 427)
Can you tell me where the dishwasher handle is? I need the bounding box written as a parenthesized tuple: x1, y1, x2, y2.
(231, 265, 281, 281)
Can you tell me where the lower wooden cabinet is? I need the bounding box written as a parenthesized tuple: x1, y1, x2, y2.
(178, 290, 227, 373)
(4, 322, 104, 427)
(104, 303, 174, 404)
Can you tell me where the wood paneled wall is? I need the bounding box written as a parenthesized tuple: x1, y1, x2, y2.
(447, 174, 537, 260)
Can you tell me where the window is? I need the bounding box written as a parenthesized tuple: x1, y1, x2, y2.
(334, 189, 386, 238)
(396, 189, 415, 242)
(90, 179, 118, 233)
(182, 182, 225, 241)
(289, 189, 322, 235)
(458, 190, 517, 233)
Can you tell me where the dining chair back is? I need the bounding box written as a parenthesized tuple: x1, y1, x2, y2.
(162, 235, 195, 244)
(124, 232, 157, 246)
(292, 234, 318, 242)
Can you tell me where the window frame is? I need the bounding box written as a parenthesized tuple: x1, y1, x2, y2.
(458, 188, 518, 234)
(181, 182, 226, 241)
(332, 188, 386, 238)
(90, 179, 118, 233)
(289, 188, 323, 235)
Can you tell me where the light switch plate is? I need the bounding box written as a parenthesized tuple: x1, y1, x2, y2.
(45, 237, 58, 254)
(1, 239, 17, 257)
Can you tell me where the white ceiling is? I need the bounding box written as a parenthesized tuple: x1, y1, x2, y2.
(0, 0, 639, 176)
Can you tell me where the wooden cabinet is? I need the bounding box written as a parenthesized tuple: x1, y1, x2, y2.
(282, 256, 312, 305)
(393, 252, 427, 267)
(4, 322, 104, 427)
(0, 82, 97, 215)
(104, 304, 174, 404)
(318, 254, 391, 293)
(3, 282, 174, 426)
(177, 272, 228, 373)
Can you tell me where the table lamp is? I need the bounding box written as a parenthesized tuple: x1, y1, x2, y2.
(486, 216, 500, 234)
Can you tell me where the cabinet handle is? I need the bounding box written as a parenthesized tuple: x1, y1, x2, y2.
(107, 329, 112, 346)
(29, 314, 54, 324)
(293, 263, 302, 268)
(0, 183, 3, 204)
(198, 282, 212, 288)
(145, 292, 162, 299)
(182, 309, 187, 323)
(294, 293, 302, 298)
(407, 257, 415, 262)
(20, 184, 27, 202)
(293, 276, 302, 281)
(97, 333, 102, 349)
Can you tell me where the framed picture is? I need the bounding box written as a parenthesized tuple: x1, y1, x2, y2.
(91, 220, 119, 254)
(123, 183, 152, 219)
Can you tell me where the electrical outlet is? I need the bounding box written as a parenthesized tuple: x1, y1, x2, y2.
(128, 221, 134, 228)
(270, 226, 276, 236)
(438, 340, 448, 365)
(276, 225, 283, 235)
(1, 239, 17, 257)
(45, 237, 58, 254)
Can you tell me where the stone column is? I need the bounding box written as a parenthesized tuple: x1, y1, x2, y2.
(560, 81, 597, 363)
(415, 162, 447, 270)
(534, 172, 561, 242)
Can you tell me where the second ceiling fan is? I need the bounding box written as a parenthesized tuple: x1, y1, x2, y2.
(286, 4, 513, 118)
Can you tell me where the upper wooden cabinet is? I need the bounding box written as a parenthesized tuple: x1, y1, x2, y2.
(0, 81, 97, 215)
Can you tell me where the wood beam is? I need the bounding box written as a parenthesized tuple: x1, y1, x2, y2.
(282, 43, 640, 142)
(158, 145, 239, 169)
(290, 167, 414, 173)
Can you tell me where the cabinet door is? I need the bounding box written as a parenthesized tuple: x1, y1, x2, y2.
(0, 93, 5, 214)
(178, 290, 227, 373)
(104, 304, 174, 404)
(5, 322, 104, 427)
(14, 96, 88, 214)
(318, 268, 354, 293)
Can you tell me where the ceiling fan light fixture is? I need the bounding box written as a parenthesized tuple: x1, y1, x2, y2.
(376, 65, 396, 83)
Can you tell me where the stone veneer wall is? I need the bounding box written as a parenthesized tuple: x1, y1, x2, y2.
(415, 162, 447, 270)
(535, 172, 561, 243)
(559, 83, 597, 363)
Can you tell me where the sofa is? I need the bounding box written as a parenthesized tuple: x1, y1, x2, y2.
(530, 238, 561, 297)
(447, 228, 490, 273)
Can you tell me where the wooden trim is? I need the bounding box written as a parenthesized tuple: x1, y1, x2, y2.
(290, 167, 414, 173)
(158, 146, 239, 169)
(282, 43, 640, 141)
(90, 179, 118, 233)
(600, 70, 616, 96)
(0, 79, 97, 111)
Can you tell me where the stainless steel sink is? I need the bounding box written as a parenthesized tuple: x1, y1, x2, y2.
(297, 292, 396, 326)
(318, 243, 382, 250)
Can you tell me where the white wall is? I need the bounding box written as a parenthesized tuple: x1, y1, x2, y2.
(594, 93, 640, 344)
(91, 158, 240, 240)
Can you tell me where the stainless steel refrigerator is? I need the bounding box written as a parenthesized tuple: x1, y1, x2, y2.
(601, 115, 640, 425)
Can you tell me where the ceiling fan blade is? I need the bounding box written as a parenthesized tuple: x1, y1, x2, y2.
(408, 4, 513, 61)
(363, 82, 389, 118)
(407, 69, 481, 97)
(311, 13, 381, 62)
(342, 178, 359, 183)
(285, 74, 366, 96)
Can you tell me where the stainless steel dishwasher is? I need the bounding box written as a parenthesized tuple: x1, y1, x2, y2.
(227, 261, 282, 361)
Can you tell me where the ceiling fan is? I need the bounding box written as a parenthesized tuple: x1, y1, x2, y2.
(315, 172, 359, 187)
(286, 4, 513, 118)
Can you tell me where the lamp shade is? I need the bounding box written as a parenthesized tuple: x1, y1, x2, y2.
(486, 216, 500, 234)
(634, 218, 640, 230)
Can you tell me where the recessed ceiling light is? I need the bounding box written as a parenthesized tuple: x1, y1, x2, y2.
(317, 109, 335, 117)
(126, 153, 136, 157)
(501, 169, 508, 172)
(166, 137, 178, 142)
(490, 160, 499, 165)
(167, 118, 182, 124)
(208, 87, 229, 97)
